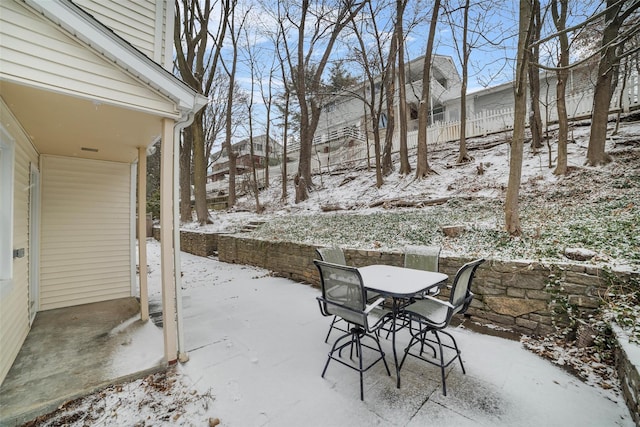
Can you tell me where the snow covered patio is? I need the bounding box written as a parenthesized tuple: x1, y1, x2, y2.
(1, 240, 635, 425)
(168, 243, 635, 426)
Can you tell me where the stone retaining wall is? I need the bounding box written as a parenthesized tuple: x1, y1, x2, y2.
(613, 325, 640, 426)
(152, 226, 225, 258)
(218, 234, 637, 337)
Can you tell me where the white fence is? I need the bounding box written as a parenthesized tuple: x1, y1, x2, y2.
(295, 74, 640, 174)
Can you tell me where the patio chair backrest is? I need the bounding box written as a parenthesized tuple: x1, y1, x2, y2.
(314, 260, 367, 328)
(449, 258, 485, 316)
(316, 247, 347, 265)
(404, 245, 441, 272)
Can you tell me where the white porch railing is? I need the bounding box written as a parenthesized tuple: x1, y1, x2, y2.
(297, 74, 640, 174)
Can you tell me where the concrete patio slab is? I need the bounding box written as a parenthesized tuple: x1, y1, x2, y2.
(172, 261, 635, 427)
(0, 297, 164, 426)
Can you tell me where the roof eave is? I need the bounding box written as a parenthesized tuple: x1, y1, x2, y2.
(22, 0, 207, 115)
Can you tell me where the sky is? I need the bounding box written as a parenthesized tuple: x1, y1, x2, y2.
(198, 0, 608, 146)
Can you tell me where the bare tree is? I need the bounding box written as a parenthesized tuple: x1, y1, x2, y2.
(243, 35, 264, 212)
(174, 0, 229, 224)
(219, 1, 250, 207)
(395, 0, 411, 175)
(415, 0, 441, 178)
(382, 33, 398, 176)
(528, 0, 544, 153)
(587, 0, 640, 165)
(205, 73, 248, 171)
(552, 0, 569, 175)
(505, 0, 534, 236)
(259, 61, 277, 188)
(277, 0, 366, 203)
(273, 26, 292, 203)
(349, 0, 396, 187)
(443, 0, 503, 163)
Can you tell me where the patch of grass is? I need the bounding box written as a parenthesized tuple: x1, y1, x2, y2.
(253, 195, 640, 267)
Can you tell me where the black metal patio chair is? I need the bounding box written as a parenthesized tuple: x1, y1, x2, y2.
(314, 259, 392, 400)
(404, 245, 442, 297)
(399, 258, 485, 396)
(315, 247, 380, 343)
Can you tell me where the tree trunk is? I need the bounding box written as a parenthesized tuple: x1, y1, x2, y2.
(552, 0, 569, 176)
(281, 90, 289, 202)
(528, 0, 543, 153)
(373, 119, 383, 188)
(396, 0, 409, 176)
(587, 0, 625, 166)
(179, 127, 193, 222)
(415, 0, 441, 178)
(384, 29, 399, 175)
(289, 0, 366, 203)
(457, 0, 471, 164)
(192, 111, 211, 225)
(505, 0, 532, 236)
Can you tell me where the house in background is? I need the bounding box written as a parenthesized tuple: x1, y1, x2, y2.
(310, 55, 461, 155)
(0, 0, 206, 389)
(208, 134, 282, 183)
(304, 51, 638, 173)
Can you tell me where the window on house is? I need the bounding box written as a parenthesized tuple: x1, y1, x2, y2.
(429, 105, 445, 125)
(255, 144, 263, 152)
(377, 112, 388, 129)
(0, 129, 14, 288)
(409, 103, 419, 120)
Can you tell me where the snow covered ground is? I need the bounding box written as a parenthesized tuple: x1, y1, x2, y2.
(28, 239, 636, 426)
(193, 120, 640, 270)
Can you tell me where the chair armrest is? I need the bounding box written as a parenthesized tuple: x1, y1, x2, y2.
(364, 297, 386, 314)
(423, 295, 455, 309)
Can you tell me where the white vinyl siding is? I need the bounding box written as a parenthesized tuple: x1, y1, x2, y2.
(0, 1, 177, 117)
(40, 156, 132, 311)
(0, 99, 39, 385)
(0, 129, 13, 285)
(73, 0, 156, 59)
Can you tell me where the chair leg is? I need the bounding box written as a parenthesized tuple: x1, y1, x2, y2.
(372, 332, 391, 376)
(440, 329, 466, 374)
(432, 331, 448, 396)
(322, 328, 389, 401)
(419, 329, 437, 358)
(356, 333, 364, 401)
(322, 331, 352, 378)
(399, 332, 420, 371)
(325, 315, 341, 343)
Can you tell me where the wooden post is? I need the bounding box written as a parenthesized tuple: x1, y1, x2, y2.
(159, 118, 177, 363)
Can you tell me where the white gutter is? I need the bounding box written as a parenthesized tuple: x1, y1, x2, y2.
(173, 111, 196, 363)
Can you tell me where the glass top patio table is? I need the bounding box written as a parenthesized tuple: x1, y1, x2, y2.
(357, 264, 449, 388)
(358, 265, 448, 298)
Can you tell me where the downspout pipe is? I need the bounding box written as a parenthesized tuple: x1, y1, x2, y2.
(173, 110, 196, 363)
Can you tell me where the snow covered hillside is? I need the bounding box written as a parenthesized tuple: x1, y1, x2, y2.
(193, 119, 640, 270)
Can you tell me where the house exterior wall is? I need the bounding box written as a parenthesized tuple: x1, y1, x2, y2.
(0, 0, 177, 117)
(39, 156, 132, 311)
(316, 55, 462, 145)
(73, 0, 171, 66)
(0, 99, 39, 385)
